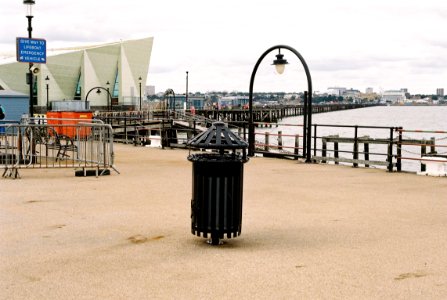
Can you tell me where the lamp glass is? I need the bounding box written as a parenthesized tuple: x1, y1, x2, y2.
(24, 0, 35, 16)
(275, 64, 286, 75)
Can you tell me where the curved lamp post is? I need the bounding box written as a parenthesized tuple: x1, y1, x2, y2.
(85, 87, 113, 111)
(248, 45, 313, 162)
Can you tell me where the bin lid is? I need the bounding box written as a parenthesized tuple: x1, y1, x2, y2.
(187, 121, 248, 150)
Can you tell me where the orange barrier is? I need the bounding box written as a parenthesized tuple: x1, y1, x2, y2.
(59, 112, 93, 138)
(46, 112, 63, 134)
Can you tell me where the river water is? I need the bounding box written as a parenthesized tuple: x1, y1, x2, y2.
(257, 105, 447, 172)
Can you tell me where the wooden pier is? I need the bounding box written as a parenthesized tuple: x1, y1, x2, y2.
(313, 134, 438, 172)
(96, 103, 380, 145)
(193, 103, 378, 124)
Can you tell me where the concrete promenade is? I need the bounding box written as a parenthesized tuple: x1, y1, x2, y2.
(1, 144, 446, 299)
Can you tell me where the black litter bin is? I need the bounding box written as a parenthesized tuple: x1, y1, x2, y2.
(187, 122, 248, 245)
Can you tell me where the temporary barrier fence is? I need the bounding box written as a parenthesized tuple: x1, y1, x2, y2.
(0, 121, 117, 179)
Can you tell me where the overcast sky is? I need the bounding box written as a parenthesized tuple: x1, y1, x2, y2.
(1, 0, 446, 94)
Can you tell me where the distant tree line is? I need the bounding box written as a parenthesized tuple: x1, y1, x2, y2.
(312, 95, 344, 103)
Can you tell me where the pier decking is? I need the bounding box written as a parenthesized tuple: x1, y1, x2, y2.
(1, 144, 446, 299)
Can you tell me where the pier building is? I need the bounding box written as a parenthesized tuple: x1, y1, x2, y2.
(0, 37, 153, 114)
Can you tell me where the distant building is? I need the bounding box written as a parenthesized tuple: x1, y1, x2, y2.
(343, 88, 361, 99)
(219, 96, 248, 108)
(436, 88, 444, 97)
(167, 95, 205, 110)
(0, 37, 154, 113)
(0, 90, 28, 121)
(145, 85, 155, 96)
(400, 88, 410, 99)
(365, 87, 373, 94)
(382, 90, 406, 103)
(284, 93, 300, 101)
(327, 87, 346, 96)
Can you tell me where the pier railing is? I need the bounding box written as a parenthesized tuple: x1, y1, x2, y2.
(252, 122, 447, 173)
(92, 108, 445, 174)
(395, 128, 447, 173)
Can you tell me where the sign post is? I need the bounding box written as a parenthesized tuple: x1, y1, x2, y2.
(16, 37, 46, 63)
(16, 37, 46, 117)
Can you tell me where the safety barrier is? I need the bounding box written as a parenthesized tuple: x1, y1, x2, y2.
(0, 120, 117, 179)
(90, 109, 446, 174)
(253, 122, 447, 173)
(254, 122, 304, 159)
(95, 110, 219, 149)
(396, 128, 447, 175)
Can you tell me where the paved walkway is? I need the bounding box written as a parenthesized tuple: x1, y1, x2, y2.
(1, 144, 446, 299)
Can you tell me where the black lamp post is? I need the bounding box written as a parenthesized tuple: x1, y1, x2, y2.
(186, 71, 189, 110)
(45, 75, 49, 110)
(138, 76, 142, 110)
(24, 0, 35, 117)
(248, 45, 313, 162)
(106, 81, 110, 111)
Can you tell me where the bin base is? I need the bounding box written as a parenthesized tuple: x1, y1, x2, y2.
(192, 229, 241, 245)
(207, 237, 223, 246)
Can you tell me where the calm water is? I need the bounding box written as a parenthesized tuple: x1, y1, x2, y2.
(257, 105, 447, 172)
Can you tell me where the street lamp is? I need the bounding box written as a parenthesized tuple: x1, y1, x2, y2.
(85, 87, 112, 111)
(24, 0, 35, 117)
(186, 71, 189, 110)
(106, 81, 110, 111)
(45, 75, 49, 110)
(272, 49, 288, 75)
(248, 45, 313, 162)
(138, 76, 142, 110)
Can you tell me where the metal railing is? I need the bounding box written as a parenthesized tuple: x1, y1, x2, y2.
(1, 120, 117, 179)
(253, 122, 304, 159)
(252, 121, 447, 173)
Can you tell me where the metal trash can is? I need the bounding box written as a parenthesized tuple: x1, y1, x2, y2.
(187, 122, 249, 245)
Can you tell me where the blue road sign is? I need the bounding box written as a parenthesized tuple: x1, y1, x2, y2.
(16, 37, 46, 64)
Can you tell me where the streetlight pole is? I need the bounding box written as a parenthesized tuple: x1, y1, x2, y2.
(106, 81, 110, 111)
(139, 76, 142, 110)
(186, 71, 189, 110)
(248, 45, 313, 162)
(24, 0, 35, 117)
(45, 75, 49, 110)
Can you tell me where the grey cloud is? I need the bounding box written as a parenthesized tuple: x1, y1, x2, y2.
(310, 58, 376, 72)
(42, 26, 126, 44)
(149, 66, 178, 74)
(429, 40, 447, 49)
(410, 57, 447, 70)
